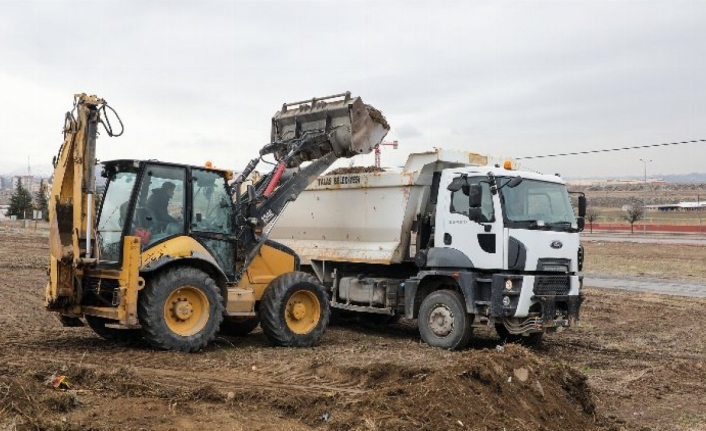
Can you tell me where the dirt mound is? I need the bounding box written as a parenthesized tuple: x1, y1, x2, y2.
(291, 344, 598, 430)
(1, 344, 601, 431)
(328, 166, 385, 175)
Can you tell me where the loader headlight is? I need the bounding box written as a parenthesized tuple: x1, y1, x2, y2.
(502, 296, 511, 307)
(505, 279, 513, 291)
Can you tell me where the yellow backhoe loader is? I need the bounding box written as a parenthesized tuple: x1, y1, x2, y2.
(46, 92, 388, 352)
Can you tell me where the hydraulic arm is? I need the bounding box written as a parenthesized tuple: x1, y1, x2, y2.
(47, 94, 123, 308)
(234, 92, 389, 279)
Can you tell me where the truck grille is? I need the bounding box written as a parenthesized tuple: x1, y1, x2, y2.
(534, 275, 570, 296)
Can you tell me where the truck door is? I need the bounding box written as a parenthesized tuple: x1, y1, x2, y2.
(437, 174, 504, 270)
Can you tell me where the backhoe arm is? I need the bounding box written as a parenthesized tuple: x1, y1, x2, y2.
(47, 94, 122, 308)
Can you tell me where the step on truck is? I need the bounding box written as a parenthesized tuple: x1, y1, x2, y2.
(269, 149, 586, 349)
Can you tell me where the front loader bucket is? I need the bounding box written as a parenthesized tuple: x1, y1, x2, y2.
(271, 92, 389, 159)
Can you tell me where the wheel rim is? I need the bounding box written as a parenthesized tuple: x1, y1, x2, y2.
(285, 290, 321, 335)
(164, 286, 210, 336)
(427, 303, 454, 338)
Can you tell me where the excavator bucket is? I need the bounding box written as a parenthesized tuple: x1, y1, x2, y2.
(271, 92, 389, 161)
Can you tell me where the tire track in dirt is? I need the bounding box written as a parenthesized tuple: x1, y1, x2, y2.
(5, 356, 369, 396)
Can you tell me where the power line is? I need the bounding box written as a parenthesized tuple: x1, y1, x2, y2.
(515, 139, 706, 160)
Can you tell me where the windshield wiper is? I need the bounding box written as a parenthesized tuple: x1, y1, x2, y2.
(546, 221, 577, 231)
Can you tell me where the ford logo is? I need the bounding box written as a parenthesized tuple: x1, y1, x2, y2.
(550, 240, 563, 249)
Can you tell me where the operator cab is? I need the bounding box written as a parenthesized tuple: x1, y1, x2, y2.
(96, 159, 235, 271)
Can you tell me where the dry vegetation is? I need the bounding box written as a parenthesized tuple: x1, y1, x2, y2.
(583, 241, 706, 282)
(0, 223, 705, 431)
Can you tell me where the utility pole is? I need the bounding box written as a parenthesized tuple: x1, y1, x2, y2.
(639, 158, 652, 233)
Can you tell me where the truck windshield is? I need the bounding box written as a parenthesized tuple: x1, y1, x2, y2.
(97, 170, 138, 262)
(500, 178, 576, 229)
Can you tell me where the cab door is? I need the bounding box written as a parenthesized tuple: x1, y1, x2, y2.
(436, 173, 505, 270)
(189, 168, 236, 278)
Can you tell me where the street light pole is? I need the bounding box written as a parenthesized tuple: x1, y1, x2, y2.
(639, 158, 652, 233)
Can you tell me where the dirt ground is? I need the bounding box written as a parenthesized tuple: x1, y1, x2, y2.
(1, 225, 705, 431)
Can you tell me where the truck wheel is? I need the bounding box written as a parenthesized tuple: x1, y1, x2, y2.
(495, 324, 544, 346)
(85, 315, 142, 342)
(418, 290, 473, 350)
(219, 317, 259, 336)
(260, 272, 330, 347)
(138, 267, 223, 352)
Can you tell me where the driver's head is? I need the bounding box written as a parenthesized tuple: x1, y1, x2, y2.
(162, 182, 176, 197)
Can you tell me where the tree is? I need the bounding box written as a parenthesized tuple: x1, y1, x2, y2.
(35, 189, 49, 222)
(7, 182, 34, 220)
(585, 208, 600, 233)
(621, 202, 645, 234)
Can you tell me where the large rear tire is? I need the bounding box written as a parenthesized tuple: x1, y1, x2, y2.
(219, 317, 260, 336)
(418, 289, 473, 350)
(85, 315, 142, 342)
(260, 272, 330, 347)
(138, 267, 223, 352)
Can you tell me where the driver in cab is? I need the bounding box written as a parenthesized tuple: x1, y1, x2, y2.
(147, 182, 180, 227)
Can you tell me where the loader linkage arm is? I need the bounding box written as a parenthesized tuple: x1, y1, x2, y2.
(233, 92, 389, 281)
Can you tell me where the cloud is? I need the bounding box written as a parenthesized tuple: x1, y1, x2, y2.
(0, 1, 705, 178)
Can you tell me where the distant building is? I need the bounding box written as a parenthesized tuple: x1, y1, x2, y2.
(13, 175, 40, 193)
(646, 202, 706, 212)
(0, 176, 13, 190)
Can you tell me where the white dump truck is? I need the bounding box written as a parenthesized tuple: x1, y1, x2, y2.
(270, 149, 586, 350)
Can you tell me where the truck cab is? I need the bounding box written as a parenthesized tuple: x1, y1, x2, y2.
(418, 164, 584, 345)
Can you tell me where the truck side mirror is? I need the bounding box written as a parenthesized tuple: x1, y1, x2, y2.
(577, 217, 585, 232)
(577, 195, 586, 217)
(447, 177, 466, 192)
(468, 184, 483, 208)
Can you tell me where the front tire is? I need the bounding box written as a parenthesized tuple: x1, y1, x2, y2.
(418, 289, 473, 350)
(260, 272, 330, 347)
(138, 267, 223, 352)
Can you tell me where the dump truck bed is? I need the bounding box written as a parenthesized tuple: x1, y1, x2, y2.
(269, 149, 488, 265)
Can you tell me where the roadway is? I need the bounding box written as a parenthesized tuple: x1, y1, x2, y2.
(582, 232, 706, 297)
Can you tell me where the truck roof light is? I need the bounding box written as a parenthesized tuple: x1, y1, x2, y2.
(205, 161, 213, 168)
(503, 160, 513, 170)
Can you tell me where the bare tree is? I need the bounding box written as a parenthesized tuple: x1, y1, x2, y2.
(621, 202, 645, 234)
(585, 208, 600, 233)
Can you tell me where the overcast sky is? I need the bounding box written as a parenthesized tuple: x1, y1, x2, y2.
(1, 0, 705, 179)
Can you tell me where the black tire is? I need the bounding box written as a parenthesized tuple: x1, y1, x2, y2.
(260, 271, 330, 347)
(418, 289, 473, 350)
(219, 317, 260, 336)
(85, 315, 142, 342)
(495, 324, 544, 346)
(138, 267, 223, 352)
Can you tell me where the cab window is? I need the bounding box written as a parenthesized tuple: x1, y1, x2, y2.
(131, 165, 186, 246)
(191, 169, 232, 234)
(450, 176, 494, 222)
